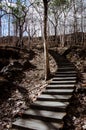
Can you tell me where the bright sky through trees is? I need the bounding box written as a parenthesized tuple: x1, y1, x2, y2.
(0, 0, 86, 36)
(0, 0, 30, 36)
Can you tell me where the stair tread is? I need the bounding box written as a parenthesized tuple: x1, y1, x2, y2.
(45, 89, 74, 92)
(13, 118, 64, 130)
(46, 87, 74, 89)
(38, 94, 72, 100)
(32, 100, 69, 107)
(51, 80, 76, 83)
(56, 71, 76, 74)
(54, 74, 76, 77)
(50, 80, 76, 85)
(43, 91, 73, 95)
(37, 95, 71, 102)
(24, 109, 66, 120)
(47, 84, 75, 87)
(53, 77, 76, 80)
(58, 67, 75, 69)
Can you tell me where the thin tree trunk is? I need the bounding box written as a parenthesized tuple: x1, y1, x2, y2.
(62, 15, 66, 47)
(73, 0, 77, 44)
(8, 14, 10, 36)
(19, 25, 23, 48)
(0, 16, 2, 37)
(54, 15, 58, 45)
(43, 0, 50, 80)
(80, 0, 84, 45)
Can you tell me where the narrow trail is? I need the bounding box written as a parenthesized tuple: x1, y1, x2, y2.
(12, 50, 77, 130)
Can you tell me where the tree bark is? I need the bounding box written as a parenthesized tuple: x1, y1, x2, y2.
(80, 0, 84, 45)
(43, 0, 50, 80)
(0, 16, 2, 37)
(8, 14, 10, 37)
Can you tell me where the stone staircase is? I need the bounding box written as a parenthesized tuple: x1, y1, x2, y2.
(12, 54, 77, 130)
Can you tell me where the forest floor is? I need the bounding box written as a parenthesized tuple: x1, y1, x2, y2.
(0, 45, 86, 130)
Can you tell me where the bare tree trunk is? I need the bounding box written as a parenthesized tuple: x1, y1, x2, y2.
(28, 30, 31, 50)
(19, 25, 23, 48)
(8, 14, 11, 44)
(55, 25, 58, 44)
(73, 0, 77, 44)
(61, 20, 66, 47)
(80, 0, 84, 45)
(43, 0, 50, 80)
(8, 14, 10, 37)
(0, 1, 2, 37)
(0, 16, 2, 37)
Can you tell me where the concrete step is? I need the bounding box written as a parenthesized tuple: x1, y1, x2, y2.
(37, 94, 72, 101)
(46, 86, 74, 89)
(43, 89, 74, 93)
(13, 118, 64, 130)
(58, 68, 75, 72)
(54, 73, 76, 77)
(47, 84, 75, 88)
(52, 77, 76, 81)
(23, 109, 66, 122)
(56, 71, 77, 74)
(43, 91, 73, 95)
(49, 80, 76, 85)
(58, 67, 75, 70)
(30, 101, 67, 112)
(31, 100, 69, 108)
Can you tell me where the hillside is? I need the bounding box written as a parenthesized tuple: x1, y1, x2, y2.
(0, 45, 86, 130)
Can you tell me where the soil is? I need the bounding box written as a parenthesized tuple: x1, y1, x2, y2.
(63, 87, 86, 130)
(0, 46, 86, 130)
(62, 47, 86, 130)
(0, 46, 57, 130)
